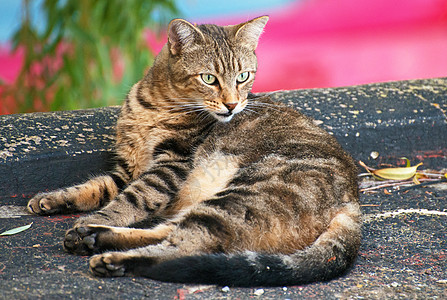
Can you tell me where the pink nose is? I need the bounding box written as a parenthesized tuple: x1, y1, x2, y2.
(224, 103, 238, 111)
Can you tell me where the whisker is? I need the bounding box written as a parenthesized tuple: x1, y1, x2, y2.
(197, 110, 212, 123)
(247, 101, 278, 107)
(247, 101, 282, 113)
(164, 106, 205, 111)
(170, 108, 207, 116)
(242, 107, 260, 116)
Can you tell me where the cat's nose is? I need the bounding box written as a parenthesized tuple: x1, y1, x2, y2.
(224, 103, 238, 112)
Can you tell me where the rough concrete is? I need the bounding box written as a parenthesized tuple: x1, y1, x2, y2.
(1, 78, 446, 299)
(0, 108, 117, 200)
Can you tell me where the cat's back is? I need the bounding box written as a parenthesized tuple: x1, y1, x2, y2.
(210, 96, 352, 164)
(203, 96, 359, 205)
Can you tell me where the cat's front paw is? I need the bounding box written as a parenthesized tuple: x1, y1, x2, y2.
(27, 192, 70, 215)
(90, 252, 127, 277)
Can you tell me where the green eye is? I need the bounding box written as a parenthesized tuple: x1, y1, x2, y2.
(201, 74, 217, 85)
(236, 72, 249, 83)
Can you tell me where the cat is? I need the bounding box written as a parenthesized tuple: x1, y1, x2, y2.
(27, 16, 361, 287)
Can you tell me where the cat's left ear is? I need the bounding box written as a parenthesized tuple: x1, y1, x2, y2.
(168, 19, 205, 55)
(233, 16, 269, 51)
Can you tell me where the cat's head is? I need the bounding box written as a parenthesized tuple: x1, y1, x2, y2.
(165, 16, 268, 122)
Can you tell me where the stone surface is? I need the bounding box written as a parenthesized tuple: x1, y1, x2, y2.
(0, 107, 117, 203)
(0, 78, 446, 299)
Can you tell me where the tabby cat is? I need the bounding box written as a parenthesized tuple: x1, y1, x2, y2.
(27, 16, 361, 286)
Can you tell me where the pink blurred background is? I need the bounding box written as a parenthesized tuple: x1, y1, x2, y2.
(1, 0, 447, 114)
(252, 0, 447, 92)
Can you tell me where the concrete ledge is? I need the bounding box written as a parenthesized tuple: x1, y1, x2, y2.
(0, 107, 118, 205)
(1, 78, 446, 298)
(1, 78, 446, 205)
(278, 77, 447, 163)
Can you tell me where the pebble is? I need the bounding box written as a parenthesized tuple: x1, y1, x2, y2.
(221, 286, 230, 293)
(370, 151, 379, 159)
(254, 288, 265, 296)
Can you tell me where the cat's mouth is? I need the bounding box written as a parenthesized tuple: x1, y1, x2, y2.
(210, 102, 245, 122)
(216, 112, 233, 117)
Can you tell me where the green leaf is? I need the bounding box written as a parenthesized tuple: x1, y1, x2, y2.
(0, 222, 33, 236)
(9, 0, 177, 113)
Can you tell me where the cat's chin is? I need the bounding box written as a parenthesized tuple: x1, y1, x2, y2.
(212, 112, 235, 123)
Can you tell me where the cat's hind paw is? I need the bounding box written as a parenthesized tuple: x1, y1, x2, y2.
(64, 225, 101, 255)
(64, 224, 119, 255)
(90, 252, 127, 277)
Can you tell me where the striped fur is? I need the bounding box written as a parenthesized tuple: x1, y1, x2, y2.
(28, 16, 361, 286)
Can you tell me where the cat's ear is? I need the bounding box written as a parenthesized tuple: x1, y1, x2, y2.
(234, 16, 269, 51)
(168, 19, 205, 55)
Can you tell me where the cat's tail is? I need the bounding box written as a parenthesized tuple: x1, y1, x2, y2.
(137, 203, 362, 287)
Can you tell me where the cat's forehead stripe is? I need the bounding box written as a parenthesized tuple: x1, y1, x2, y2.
(194, 24, 247, 75)
(198, 24, 227, 39)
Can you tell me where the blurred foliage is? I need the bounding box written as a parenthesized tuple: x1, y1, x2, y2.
(8, 0, 177, 112)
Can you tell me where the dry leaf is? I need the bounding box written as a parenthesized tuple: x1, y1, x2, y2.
(372, 163, 423, 181)
(0, 222, 33, 236)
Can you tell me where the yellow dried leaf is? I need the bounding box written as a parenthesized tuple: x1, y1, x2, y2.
(413, 175, 421, 185)
(372, 163, 423, 181)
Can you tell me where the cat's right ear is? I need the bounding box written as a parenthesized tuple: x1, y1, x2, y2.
(234, 16, 269, 51)
(168, 19, 205, 55)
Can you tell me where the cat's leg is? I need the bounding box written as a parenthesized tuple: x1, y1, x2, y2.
(89, 244, 177, 277)
(65, 152, 239, 255)
(88, 206, 229, 277)
(64, 159, 192, 254)
(68, 151, 237, 227)
(27, 168, 129, 215)
(64, 223, 174, 255)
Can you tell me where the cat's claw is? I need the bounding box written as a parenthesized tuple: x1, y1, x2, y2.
(90, 253, 126, 277)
